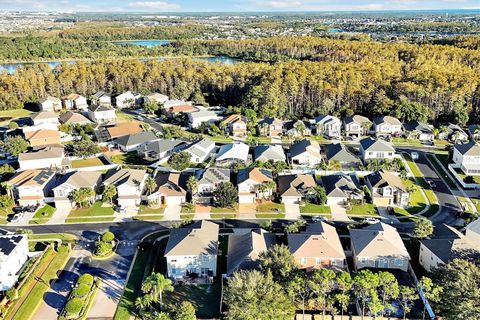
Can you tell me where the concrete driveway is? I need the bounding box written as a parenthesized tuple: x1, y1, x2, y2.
(164, 204, 181, 220)
(284, 203, 301, 219)
(330, 205, 351, 222)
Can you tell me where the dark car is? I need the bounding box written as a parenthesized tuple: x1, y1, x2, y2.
(12, 206, 25, 214)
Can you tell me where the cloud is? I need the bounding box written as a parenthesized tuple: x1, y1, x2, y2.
(127, 1, 180, 10)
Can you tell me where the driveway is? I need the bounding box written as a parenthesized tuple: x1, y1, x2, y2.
(284, 203, 301, 219)
(330, 205, 350, 222)
(163, 204, 181, 220)
(47, 206, 71, 225)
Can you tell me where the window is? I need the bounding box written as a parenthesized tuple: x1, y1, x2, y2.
(301, 257, 307, 264)
(316, 258, 322, 265)
(394, 259, 403, 267)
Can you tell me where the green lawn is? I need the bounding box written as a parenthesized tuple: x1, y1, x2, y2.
(0, 108, 32, 123)
(392, 137, 423, 146)
(111, 152, 150, 165)
(255, 213, 286, 219)
(203, 134, 233, 143)
(299, 203, 331, 214)
(134, 215, 164, 221)
(454, 168, 480, 184)
(65, 217, 116, 223)
(180, 203, 195, 213)
(29, 233, 77, 242)
(180, 214, 194, 220)
(165, 283, 222, 318)
(68, 201, 114, 217)
(428, 154, 457, 189)
(210, 213, 237, 219)
(33, 204, 56, 219)
(256, 201, 285, 213)
(138, 205, 165, 215)
(347, 203, 379, 216)
(210, 205, 238, 213)
(71, 157, 105, 168)
(404, 179, 427, 214)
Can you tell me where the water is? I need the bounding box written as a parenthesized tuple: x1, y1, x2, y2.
(0, 56, 239, 74)
(111, 40, 171, 47)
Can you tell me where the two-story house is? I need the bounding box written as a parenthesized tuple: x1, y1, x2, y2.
(87, 104, 116, 124)
(144, 92, 169, 105)
(284, 120, 312, 138)
(222, 114, 247, 138)
(290, 139, 323, 167)
(103, 168, 147, 208)
(195, 167, 231, 204)
(52, 171, 102, 209)
(61, 93, 88, 111)
(139, 139, 187, 164)
(258, 117, 283, 137)
(343, 115, 371, 138)
(91, 91, 111, 105)
(39, 96, 61, 112)
(452, 141, 480, 176)
(372, 116, 403, 138)
(365, 170, 409, 207)
(115, 91, 141, 109)
(6, 170, 57, 206)
(314, 115, 342, 138)
(237, 168, 274, 203)
(359, 137, 396, 162)
(215, 143, 250, 167)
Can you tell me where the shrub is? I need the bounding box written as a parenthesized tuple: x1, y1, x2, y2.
(57, 245, 69, 254)
(101, 231, 115, 243)
(95, 241, 113, 256)
(73, 283, 91, 299)
(77, 273, 94, 287)
(65, 297, 83, 316)
(464, 176, 475, 184)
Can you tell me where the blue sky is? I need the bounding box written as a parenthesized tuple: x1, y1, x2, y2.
(1, 0, 479, 12)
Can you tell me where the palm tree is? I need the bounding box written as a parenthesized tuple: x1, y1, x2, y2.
(145, 176, 157, 196)
(187, 176, 199, 204)
(72, 187, 95, 208)
(134, 295, 152, 312)
(102, 184, 117, 205)
(141, 273, 174, 309)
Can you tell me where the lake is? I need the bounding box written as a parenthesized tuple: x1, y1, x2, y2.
(0, 56, 240, 74)
(111, 40, 171, 47)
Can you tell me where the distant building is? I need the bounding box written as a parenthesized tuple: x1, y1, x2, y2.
(58, 111, 92, 126)
(215, 143, 249, 167)
(290, 139, 322, 167)
(222, 114, 247, 138)
(24, 129, 61, 147)
(253, 145, 286, 163)
(87, 104, 116, 124)
(91, 91, 111, 105)
(30, 111, 59, 127)
(403, 121, 434, 142)
(18, 146, 66, 170)
(258, 117, 283, 137)
(183, 138, 215, 164)
(38, 96, 61, 112)
(324, 143, 361, 169)
(144, 92, 169, 105)
(187, 109, 221, 129)
(372, 116, 403, 138)
(61, 93, 88, 111)
(314, 115, 342, 138)
(343, 115, 370, 138)
(114, 131, 158, 152)
(115, 91, 141, 109)
(139, 139, 187, 163)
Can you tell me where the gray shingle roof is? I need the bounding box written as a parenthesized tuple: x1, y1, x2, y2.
(165, 220, 219, 256)
(253, 145, 286, 162)
(143, 139, 186, 155)
(196, 167, 230, 185)
(360, 137, 395, 152)
(114, 131, 158, 148)
(321, 174, 361, 198)
(324, 143, 360, 163)
(454, 141, 480, 156)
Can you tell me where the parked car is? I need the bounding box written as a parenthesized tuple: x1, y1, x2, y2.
(364, 217, 380, 224)
(312, 216, 326, 222)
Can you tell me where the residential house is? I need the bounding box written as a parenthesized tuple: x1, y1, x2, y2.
(321, 174, 363, 205)
(103, 168, 147, 208)
(237, 168, 274, 203)
(114, 131, 158, 152)
(0, 233, 29, 291)
(283, 120, 312, 138)
(24, 129, 61, 147)
(290, 139, 323, 167)
(18, 146, 67, 170)
(115, 91, 141, 109)
(38, 96, 61, 112)
(163, 100, 192, 111)
(165, 220, 219, 279)
(139, 139, 187, 163)
(144, 92, 169, 105)
(87, 104, 116, 124)
(164, 103, 198, 117)
(452, 141, 480, 176)
(467, 124, 480, 141)
(61, 93, 88, 111)
(226, 229, 276, 276)
(403, 121, 435, 142)
(365, 170, 410, 207)
(106, 122, 143, 140)
(277, 174, 317, 204)
(91, 91, 111, 105)
(419, 224, 480, 272)
(187, 109, 221, 129)
(253, 145, 286, 163)
(359, 137, 396, 162)
(258, 117, 283, 137)
(195, 168, 230, 204)
(183, 138, 215, 164)
(343, 115, 371, 138)
(147, 172, 187, 205)
(372, 116, 403, 138)
(350, 222, 410, 271)
(52, 171, 102, 209)
(215, 143, 250, 167)
(438, 124, 469, 143)
(288, 222, 346, 271)
(324, 143, 361, 169)
(6, 170, 56, 206)
(314, 115, 342, 138)
(58, 111, 92, 126)
(222, 115, 247, 138)
(30, 111, 59, 127)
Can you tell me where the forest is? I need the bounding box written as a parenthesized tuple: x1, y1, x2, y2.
(0, 36, 479, 125)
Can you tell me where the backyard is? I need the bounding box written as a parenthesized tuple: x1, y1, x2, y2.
(71, 156, 110, 168)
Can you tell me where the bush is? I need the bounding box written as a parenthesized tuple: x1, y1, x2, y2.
(464, 176, 475, 184)
(95, 241, 113, 256)
(57, 245, 69, 254)
(77, 273, 94, 287)
(101, 231, 115, 243)
(73, 283, 91, 299)
(65, 297, 83, 315)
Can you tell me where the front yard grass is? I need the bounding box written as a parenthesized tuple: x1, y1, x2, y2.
(29, 233, 77, 242)
(65, 217, 116, 223)
(180, 203, 195, 213)
(347, 203, 379, 216)
(71, 157, 105, 168)
(138, 204, 165, 215)
(256, 201, 285, 213)
(210, 205, 238, 213)
(454, 168, 480, 184)
(255, 213, 286, 219)
(134, 215, 164, 221)
(33, 204, 56, 219)
(68, 201, 114, 217)
(210, 213, 237, 219)
(299, 203, 331, 214)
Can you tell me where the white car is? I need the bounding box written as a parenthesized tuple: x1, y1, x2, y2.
(364, 217, 380, 224)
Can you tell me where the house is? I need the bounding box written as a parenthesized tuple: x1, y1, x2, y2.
(359, 137, 396, 162)
(403, 121, 435, 142)
(52, 171, 102, 209)
(195, 168, 230, 204)
(365, 170, 409, 207)
(139, 139, 187, 163)
(24, 129, 61, 147)
(288, 222, 346, 271)
(452, 141, 480, 176)
(183, 138, 215, 164)
(187, 109, 221, 129)
(350, 222, 410, 271)
(61, 93, 88, 111)
(106, 122, 143, 140)
(114, 131, 158, 152)
(30, 111, 59, 126)
(253, 145, 286, 163)
(258, 117, 283, 137)
(144, 92, 169, 105)
(467, 124, 480, 141)
(91, 91, 111, 105)
(419, 224, 480, 272)
(38, 96, 61, 112)
(6, 170, 56, 206)
(215, 143, 249, 167)
(237, 168, 274, 203)
(290, 139, 323, 167)
(164, 104, 199, 116)
(147, 172, 187, 205)
(222, 115, 247, 137)
(87, 104, 116, 124)
(0, 233, 29, 291)
(58, 111, 92, 126)
(115, 91, 141, 109)
(163, 100, 192, 111)
(438, 124, 469, 143)
(324, 143, 361, 169)
(18, 146, 67, 170)
(226, 229, 276, 276)
(284, 120, 312, 138)
(165, 220, 219, 279)
(103, 168, 147, 208)
(277, 174, 317, 204)
(321, 174, 363, 205)
(314, 115, 342, 138)
(372, 116, 403, 138)
(343, 115, 370, 138)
